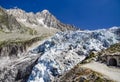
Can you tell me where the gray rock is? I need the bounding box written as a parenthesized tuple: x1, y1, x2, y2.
(0, 54, 39, 82)
(0, 7, 24, 33)
(7, 8, 76, 31)
(0, 41, 40, 82)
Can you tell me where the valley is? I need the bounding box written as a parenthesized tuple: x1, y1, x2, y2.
(0, 6, 120, 82)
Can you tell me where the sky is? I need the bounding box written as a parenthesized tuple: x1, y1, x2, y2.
(0, 0, 120, 30)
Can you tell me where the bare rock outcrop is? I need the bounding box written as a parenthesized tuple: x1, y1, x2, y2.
(7, 8, 76, 31)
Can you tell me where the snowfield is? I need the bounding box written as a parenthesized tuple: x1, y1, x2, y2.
(27, 27, 120, 82)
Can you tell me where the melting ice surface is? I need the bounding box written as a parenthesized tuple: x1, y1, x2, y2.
(27, 27, 120, 82)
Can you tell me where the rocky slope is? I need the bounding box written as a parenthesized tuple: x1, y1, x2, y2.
(7, 8, 75, 31)
(57, 63, 114, 82)
(0, 35, 49, 82)
(0, 54, 39, 82)
(104, 42, 120, 53)
(97, 42, 120, 64)
(0, 7, 22, 33)
(27, 27, 120, 82)
(0, 7, 40, 35)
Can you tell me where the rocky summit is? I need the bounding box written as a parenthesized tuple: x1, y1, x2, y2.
(7, 8, 75, 31)
(0, 6, 120, 82)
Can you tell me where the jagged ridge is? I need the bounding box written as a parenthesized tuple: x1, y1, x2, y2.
(7, 8, 76, 31)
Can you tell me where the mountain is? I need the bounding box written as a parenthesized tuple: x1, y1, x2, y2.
(0, 7, 76, 82)
(0, 6, 120, 82)
(0, 7, 23, 32)
(6, 8, 75, 31)
(0, 6, 76, 34)
(0, 7, 41, 35)
(27, 27, 120, 82)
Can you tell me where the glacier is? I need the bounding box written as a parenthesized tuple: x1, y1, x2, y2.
(27, 27, 120, 82)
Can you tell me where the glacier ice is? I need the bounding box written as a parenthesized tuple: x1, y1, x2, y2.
(27, 27, 120, 82)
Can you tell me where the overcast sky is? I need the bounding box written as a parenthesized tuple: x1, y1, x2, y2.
(0, 0, 120, 30)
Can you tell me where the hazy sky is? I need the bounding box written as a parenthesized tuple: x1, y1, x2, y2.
(0, 0, 120, 30)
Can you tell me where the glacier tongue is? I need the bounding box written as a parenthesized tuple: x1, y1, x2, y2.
(27, 27, 120, 82)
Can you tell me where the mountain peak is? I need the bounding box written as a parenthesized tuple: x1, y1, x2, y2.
(41, 9, 50, 14)
(6, 8, 26, 14)
(6, 7, 76, 31)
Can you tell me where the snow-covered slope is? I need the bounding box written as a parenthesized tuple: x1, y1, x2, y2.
(27, 27, 120, 82)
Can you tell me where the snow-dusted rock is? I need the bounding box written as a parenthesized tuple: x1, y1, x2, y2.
(6, 8, 75, 31)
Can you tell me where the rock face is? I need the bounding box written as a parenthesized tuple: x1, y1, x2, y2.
(0, 54, 39, 82)
(40, 10, 75, 31)
(0, 37, 46, 82)
(6, 8, 75, 31)
(0, 7, 38, 34)
(97, 42, 120, 65)
(0, 43, 26, 58)
(0, 42, 41, 82)
(0, 7, 22, 32)
(57, 64, 113, 82)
